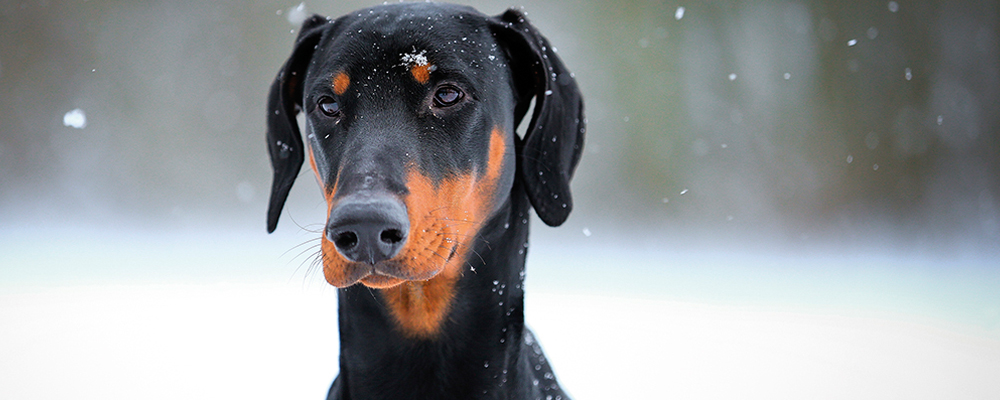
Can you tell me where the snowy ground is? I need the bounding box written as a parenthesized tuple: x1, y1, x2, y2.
(2, 228, 999, 399)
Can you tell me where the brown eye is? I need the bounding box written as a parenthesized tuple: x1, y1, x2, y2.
(433, 86, 464, 107)
(318, 96, 340, 117)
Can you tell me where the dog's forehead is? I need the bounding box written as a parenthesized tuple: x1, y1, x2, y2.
(320, 4, 499, 77)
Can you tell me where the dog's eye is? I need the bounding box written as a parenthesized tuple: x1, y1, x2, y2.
(433, 86, 464, 107)
(317, 96, 341, 117)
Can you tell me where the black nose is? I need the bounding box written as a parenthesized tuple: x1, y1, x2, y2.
(326, 193, 409, 264)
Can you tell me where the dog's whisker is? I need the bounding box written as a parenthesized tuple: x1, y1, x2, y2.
(467, 248, 487, 266)
(286, 213, 324, 234)
(288, 242, 323, 274)
(301, 251, 325, 285)
(433, 217, 479, 225)
(291, 242, 323, 262)
(295, 246, 323, 272)
(281, 237, 322, 258)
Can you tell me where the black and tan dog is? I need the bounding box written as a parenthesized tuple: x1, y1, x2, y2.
(265, 3, 584, 399)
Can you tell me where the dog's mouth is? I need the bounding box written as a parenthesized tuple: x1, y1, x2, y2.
(321, 239, 460, 289)
(359, 273, 405, 289)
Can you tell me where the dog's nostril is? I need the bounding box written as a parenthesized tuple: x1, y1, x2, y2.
(325, 194, 409, 263)
(333, 231, 359, 249)
(380, 229, 405, 244)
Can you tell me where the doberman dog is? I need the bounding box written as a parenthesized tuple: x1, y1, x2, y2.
(265, 3, 584, 399)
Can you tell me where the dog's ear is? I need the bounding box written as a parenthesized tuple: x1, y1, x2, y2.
(266, 15, 331, 233)
(489, 9, 585, 227)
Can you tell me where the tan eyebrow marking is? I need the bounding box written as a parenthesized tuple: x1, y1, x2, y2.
(333, 71, 350, 95)
(401, 49, 435, 85)
(411, 64, 433, 84)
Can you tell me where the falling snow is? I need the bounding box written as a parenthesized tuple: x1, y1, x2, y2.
(286, 3, 309, 26)
(62, 109, 87, 129)
(866, 27, 879, 40)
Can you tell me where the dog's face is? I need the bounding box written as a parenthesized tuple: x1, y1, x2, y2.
(266, 3, 584, 290)
(300, 5, 518, 288)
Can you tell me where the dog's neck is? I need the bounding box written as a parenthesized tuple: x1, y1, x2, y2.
(332, 183, 534, 399)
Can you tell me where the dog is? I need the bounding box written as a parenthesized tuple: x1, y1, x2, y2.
(265, 3, 584, 399)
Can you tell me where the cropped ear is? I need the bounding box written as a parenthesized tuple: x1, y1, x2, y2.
(266, 15, 330, 233)
(489, 9, 585, 227)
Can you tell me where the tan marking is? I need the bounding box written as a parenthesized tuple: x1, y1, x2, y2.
(380, 127, 508, 338)
(306, 142, 322, 187)
(318, 127, 510, 338)
(333, 71, 350, 95)
(320, 174, 347, 287)
(485, 127, 506, 183)
(360, 274, 405, 289)
(380, 266, 462, 338)
(410, 64, 433, 84)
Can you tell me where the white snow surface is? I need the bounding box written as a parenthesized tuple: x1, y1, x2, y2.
(1, 284, 998, 400)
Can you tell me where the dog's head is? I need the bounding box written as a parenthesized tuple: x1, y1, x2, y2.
(266, 3, 584, 289)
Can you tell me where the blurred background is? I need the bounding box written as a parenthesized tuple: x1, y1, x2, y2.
(2, 0, 999, 399)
